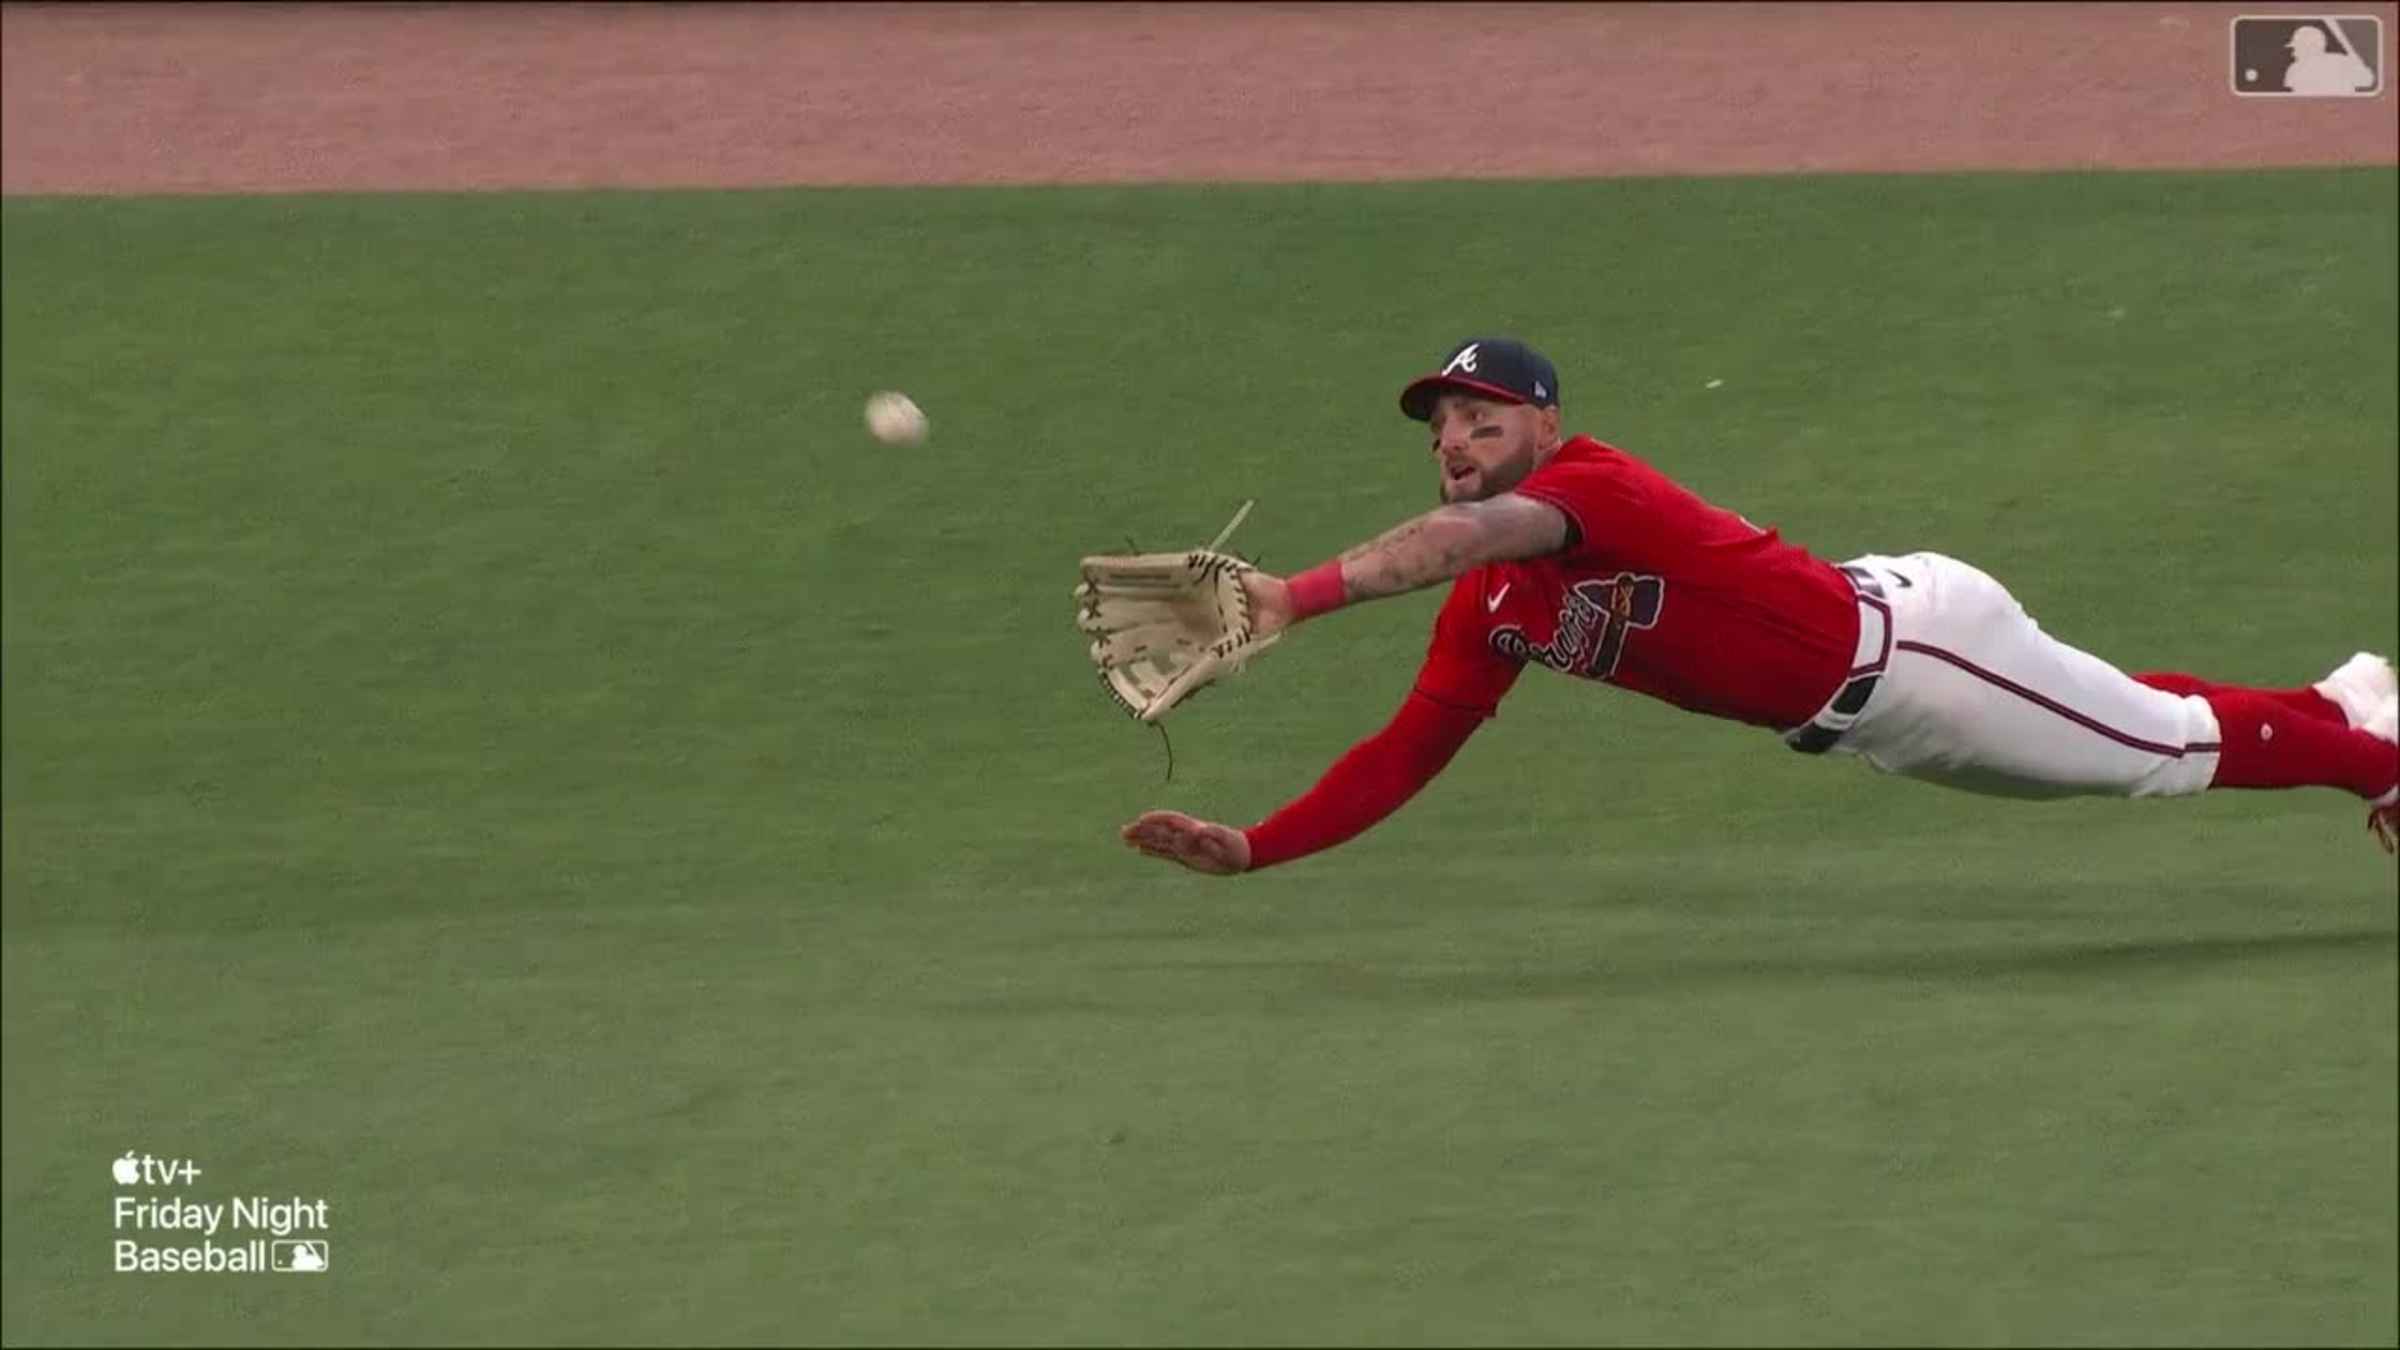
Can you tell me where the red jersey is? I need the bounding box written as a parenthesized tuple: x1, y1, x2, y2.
(1414, 436, 1857, 729)
(1243, 435, 1864, 870)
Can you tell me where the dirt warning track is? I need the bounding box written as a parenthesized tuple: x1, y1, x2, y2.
(2, 2, 2393, 197)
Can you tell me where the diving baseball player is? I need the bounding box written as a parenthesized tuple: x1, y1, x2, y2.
(1110, 337, 2400, 874)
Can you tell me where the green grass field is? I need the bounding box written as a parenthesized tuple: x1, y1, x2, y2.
(4, 168, 2395, 1346)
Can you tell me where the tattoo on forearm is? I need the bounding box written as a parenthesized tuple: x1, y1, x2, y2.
(1335, 509, 1486, 602)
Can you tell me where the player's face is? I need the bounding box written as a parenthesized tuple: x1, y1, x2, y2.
(1427, 393, 1555, 504)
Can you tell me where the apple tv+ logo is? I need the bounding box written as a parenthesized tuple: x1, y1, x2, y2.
(112, 1152, 202, 1186)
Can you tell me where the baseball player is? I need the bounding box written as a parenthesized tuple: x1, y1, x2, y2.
(1117, 337, 2400, 874)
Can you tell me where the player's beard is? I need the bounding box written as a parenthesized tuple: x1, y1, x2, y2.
(1438, 436, 1538, 505)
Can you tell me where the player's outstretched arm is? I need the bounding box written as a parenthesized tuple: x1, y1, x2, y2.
(1242, 495, 1569, 637)
(1118, 691, 1490, 876)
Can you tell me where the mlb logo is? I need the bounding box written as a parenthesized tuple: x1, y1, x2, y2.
(271, 1240, 330, 1273)
(2230, 15, 2384, 96)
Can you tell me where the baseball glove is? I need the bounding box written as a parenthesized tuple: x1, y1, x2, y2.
(1075, 501, 1281, 724)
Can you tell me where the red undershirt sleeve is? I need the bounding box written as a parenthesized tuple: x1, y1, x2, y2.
(1241, 691, 1490, 871)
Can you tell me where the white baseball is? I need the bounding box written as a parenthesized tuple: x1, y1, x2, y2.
(864, 391, 928, 446)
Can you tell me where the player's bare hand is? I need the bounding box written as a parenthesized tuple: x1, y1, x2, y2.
(1121, 810, 1252, 875)
(1241, 570, 1294, 640)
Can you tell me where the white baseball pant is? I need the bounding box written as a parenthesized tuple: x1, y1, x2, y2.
(1800, 551, 2223, 799)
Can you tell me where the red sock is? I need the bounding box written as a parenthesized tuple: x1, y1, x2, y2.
(2202, 690, 2398, 799)
(2135, 672, 2347, 725)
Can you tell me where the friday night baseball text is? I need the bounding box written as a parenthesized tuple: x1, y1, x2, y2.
(115, 1195, 331, 1237)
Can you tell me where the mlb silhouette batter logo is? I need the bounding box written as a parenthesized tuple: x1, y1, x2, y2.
(2232, 16, 2384, 96)
(272, 1240, 329, 1273)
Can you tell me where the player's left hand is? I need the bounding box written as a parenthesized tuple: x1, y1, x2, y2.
(1240, 569, 1294, 641)
(1121, 810, 1251, 875)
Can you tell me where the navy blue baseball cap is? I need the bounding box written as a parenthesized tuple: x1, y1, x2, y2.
(1398, 337, 1561, 421)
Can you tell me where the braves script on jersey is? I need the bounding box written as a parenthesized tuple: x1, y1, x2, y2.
(1416, 436, 1857, 727)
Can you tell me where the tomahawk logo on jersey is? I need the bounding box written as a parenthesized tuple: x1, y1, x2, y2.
(1487, 572, 1664, 679)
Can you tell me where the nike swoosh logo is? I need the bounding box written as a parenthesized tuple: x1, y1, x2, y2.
(1486, 583, 1511, 612)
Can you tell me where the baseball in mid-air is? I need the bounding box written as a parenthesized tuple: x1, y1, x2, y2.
(864, 391, 929, 446)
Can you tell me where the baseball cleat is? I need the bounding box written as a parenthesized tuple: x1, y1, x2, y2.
(2368, 698, 2399, 855)
(2315, 652, 2398, 729)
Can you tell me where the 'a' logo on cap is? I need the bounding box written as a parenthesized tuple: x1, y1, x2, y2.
(1534, 381, 1548, 399)
(1441, 343, 1480, 376)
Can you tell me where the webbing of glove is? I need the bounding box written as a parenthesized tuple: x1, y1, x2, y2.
(1078, 551, 1273, 723)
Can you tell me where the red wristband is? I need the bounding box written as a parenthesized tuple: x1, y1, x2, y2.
(1287, 561, 1347, 621)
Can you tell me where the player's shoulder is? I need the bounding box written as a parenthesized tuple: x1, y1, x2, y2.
(1548, 433, 1617, 464)
(1513, 435, 1647, 532)
(1524, 434, 1643, 482)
